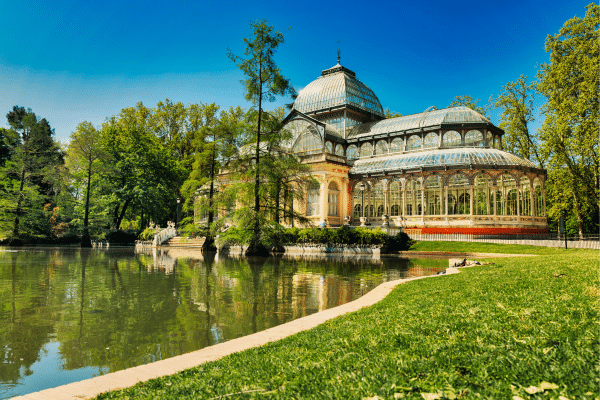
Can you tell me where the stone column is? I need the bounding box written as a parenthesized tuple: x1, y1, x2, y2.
(320, 177, 328, 223)
(516, 185, 520, 217)
(493, 186, 497, 216)
(383, 179, 389, 215)
(469, 186, 474, 215)
(444, 186, 448, 221)
(530, 184, 535, 217)
(402, 182, 406, 217)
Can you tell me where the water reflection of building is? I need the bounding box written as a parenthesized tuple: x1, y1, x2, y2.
(291, 273, 354, 318)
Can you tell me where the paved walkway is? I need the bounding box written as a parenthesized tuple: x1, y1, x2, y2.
(13, 255, 519, 400)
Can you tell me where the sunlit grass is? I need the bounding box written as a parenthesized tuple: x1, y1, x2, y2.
(96, 245, 599, 399)
(409, 240, 576, 255)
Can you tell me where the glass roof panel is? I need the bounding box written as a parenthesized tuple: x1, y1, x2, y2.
(293, 66, 384, 117)
(348, 106, 492, 139)
(349, 148, 538, 175)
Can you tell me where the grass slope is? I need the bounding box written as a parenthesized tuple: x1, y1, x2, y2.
(97, 246, 598, 399)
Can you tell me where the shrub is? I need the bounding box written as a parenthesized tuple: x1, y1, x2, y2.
(385, 231, 415, 251)
(180, 223, 208, 238)
(105, 230, 138, 245)
(138, 227, 156, 241)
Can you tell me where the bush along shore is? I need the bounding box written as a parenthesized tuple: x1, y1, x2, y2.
(216, 226, 414, 254)
(95, 243, 598, 399)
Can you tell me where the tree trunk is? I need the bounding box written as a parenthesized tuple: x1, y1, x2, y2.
(115, 198, 132, 230)
(112, 204, 121, 229)
(208, 142, 216, 226)
(81, 163, 92, 247)
(274, 180, 281, 223)
(572, 190, 584, 240)
(12, 167, 26, 239)
(246, 65, 269, 257)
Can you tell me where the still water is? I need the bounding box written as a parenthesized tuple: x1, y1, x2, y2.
(0, 247, 447, 398)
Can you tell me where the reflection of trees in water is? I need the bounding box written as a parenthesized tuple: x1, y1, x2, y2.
(0, 251, 56, 384)
(0, 248, 447, 394)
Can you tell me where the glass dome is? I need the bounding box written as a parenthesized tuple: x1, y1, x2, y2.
(348, 106, 491, 138)
(350, 148, 538, 175)
(293, 63, 384, 118)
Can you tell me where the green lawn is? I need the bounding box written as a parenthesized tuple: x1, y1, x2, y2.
(96, 245, 598, 399)
(408, 240, 571, 255)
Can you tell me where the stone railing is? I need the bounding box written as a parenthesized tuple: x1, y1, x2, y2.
(152, 221, 177, 248)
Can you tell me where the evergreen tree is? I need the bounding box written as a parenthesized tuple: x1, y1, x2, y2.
(0, 107, 64, 241)
(227, 20, 295, 256)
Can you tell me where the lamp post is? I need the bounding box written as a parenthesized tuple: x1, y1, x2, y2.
(176, 198, 180, 230)
(359, 182, 366, 227)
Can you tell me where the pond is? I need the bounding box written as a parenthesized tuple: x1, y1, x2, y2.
(0, 247, 447, 399)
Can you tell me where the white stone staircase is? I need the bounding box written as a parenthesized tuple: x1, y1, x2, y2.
(163, 236, 206, 248)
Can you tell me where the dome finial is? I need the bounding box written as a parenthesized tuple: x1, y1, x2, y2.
(337, 40, 341, 64)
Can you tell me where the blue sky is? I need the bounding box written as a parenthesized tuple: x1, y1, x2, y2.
(0, 0, 590, 142)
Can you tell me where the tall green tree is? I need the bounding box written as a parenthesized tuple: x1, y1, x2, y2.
(448, 95, 490, 116)
(67, 122, 106, 247)
(384, 108, 402, 119)
(180, 102, 222, 234)
(227, 20, 296, 255)
(537, 3, 599, 238)
(0, 107, 63, 241)
(495, 75, 545, 168)
(100, 121, 185, 230)
(150, 99, 189, 163)
(0, 127, 18, 167)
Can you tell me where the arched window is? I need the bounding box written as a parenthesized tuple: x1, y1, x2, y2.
(353, 185, 363, 218)
(325, 141, 333, 153)
(493, 135, 501, 149)
(389, 181, 400, 216)
(335, 144, 344, 157)
(328, 181, 339, 216)
(360, 142, 373, 158)
(425, 176, 443, 215)
(520, 177, 531, 216)
(405, 178, 422, 216)
(373, 182, 384, 216)
(465, 130, 484, 147)
(406, 135, 422, 151)
(533, 178, 544, 217)
(443, 131, 461, 147)
(293, 133, 322, 154)
(354, 204, 362, 218)
(474, 175, 493, 215)
(424, 132, 439, 149)
(306, 182, 320, 216)
(497, 175, 517, 215)
(448, 174, 470, 214)
(390, 137, 403, 153)
(375, 140, 388, 155)
(347, 145, 358, 160)
(486, 131, 493, 147)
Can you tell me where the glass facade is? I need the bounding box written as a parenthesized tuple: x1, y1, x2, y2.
(375, 140, 388, 155)
(443, 131, 461, 147)
(424, 132, 439, 149)
(270, 63, 546, 230)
